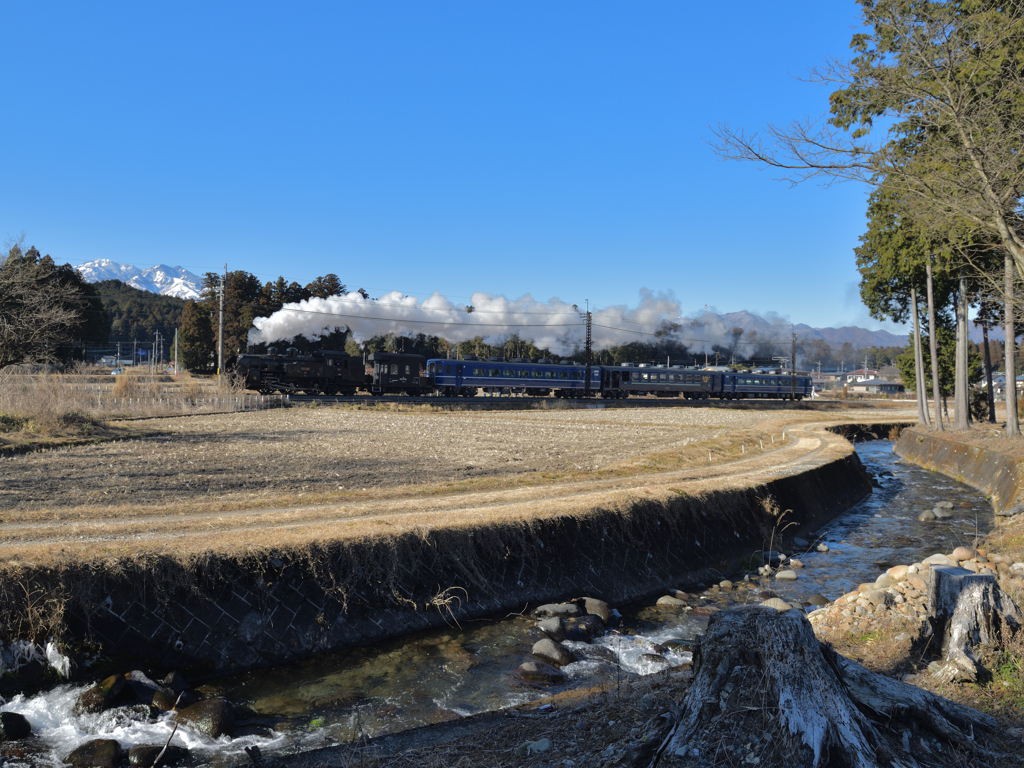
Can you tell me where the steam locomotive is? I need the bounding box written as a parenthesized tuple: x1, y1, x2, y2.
(236, 348, 812, 401)
(235, 348, 427, 396)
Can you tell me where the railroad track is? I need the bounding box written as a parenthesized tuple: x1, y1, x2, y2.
(286, 393, 833, 409)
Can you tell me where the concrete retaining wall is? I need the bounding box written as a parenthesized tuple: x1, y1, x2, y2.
(893, 428, 1023, 512)
(49, 450, 871, 677)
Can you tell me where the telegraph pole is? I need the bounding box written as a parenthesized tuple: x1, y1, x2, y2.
(174, 328, 179, 376)
(791, 327, 797, 399)
(218, 264, 226, 384)
(574, 301, 593, 397)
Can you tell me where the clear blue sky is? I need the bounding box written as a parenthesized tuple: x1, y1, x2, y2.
(1, 1, 899, 331)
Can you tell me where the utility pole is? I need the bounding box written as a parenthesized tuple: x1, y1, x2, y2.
(574, 301, 593, 397)
(174, 328, 179, 376)
(218, 264, 226, 385)
(790, 327, 797, 400)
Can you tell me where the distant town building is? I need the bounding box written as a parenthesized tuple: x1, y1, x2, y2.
(843, 368, 880, 384)
(847, 378, 905, 395)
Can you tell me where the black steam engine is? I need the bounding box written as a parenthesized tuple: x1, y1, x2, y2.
(235, 348, 428, 396)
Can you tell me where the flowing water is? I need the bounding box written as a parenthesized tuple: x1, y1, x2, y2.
(0, 440, 997, 766)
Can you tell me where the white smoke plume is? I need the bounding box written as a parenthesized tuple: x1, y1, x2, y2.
(249, 289, 682, 355)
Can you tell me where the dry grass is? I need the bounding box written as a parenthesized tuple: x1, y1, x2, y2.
(0, 407, 873, 566)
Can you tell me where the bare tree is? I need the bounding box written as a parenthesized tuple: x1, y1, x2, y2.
(0, 241, 88, 367)
(712, 3, 1024, 275)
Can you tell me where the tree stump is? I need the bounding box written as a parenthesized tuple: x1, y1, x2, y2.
(651, 606, 998, 768)
(925, 566, 1023, 684)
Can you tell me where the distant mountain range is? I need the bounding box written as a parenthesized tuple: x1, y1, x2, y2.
(75, 259, 202, 300)
(684, 310, 908, 349)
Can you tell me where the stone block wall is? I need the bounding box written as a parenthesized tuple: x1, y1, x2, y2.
(62, 451, 871, 676)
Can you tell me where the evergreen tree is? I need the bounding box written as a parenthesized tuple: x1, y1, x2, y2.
(178, 300, 215, 372)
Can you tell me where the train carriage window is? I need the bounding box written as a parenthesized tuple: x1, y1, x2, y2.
(544, 371, 553, 379)
(457, 365, 463, 375)
(446, 365, 453, 374)
(390, 364, 398, 375)
(405, 365, 411, 375)
(660, 374, 667, 381)
(558, 371, 567, 379)
(490, 369, 500, 377)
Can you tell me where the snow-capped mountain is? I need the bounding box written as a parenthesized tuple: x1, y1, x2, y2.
(74, 259, 202, 300)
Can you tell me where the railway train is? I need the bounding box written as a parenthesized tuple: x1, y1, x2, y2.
(236, 348, 813, 401)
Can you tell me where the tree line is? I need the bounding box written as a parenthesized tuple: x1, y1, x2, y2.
(0, 244, 923, 377)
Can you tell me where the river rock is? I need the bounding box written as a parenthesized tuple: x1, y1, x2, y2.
(581, 597, 611, 624)
(718, 580, 734, 589)
(792, 537, 809, 548)
(761, 598, 792, 611)
(807, 593, 830, 606)
(127, 744, 191, 766)
(65, 739, 122, 768)
(886, 565, 909, 581)
(656, 595, 687, 608)
(161, 671, 190, 695)
(932, 506, 953, 519)
(997, 503, 1024, 517)
(126, 670, 176, 711)
(923, 553, 954, 567)
(174, 698, 235, 738)
(515, 662, 565, 684)
(936, 501, 954, 509)
(534, 603, 582, 618)
(874, 574, 896, 589)
(564, 614, 605, 641)
(788, 559, 804, 570)
(75, 674, 127, 714)
(639, 653, 671, 670)
(775, 569, 798, 581)
(532, 638, 575, 667)
(917, 510, 936, 521)
(951, 546, 977, 561)
(0, 712, 31, 741)
(816, 543, 830, 552)
(536, 617, 566, 642)
(907, 575, 927, 592)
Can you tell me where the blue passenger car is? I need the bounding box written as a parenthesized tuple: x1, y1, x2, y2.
(720, 372, 812, 400)
(427, 357, 596, 397)
(596, 364, 717, 399)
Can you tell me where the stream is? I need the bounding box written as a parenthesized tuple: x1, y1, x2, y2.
(0, 440, 997, 766)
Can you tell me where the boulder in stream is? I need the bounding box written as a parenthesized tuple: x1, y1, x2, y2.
(515, 661, 565, 684)
(127, 744, 192, 767)
(65, 739, 122, 768)
(175, 697, 235, 738)
(580, 597, 611, 624)
(532, 638, 576, 667)
(534, 603, 582, 618)
(74, 674, 127, 714)
(0, 712, 31, 741)
(563, 614, 605, 642)
(536, 617, 566, 642)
